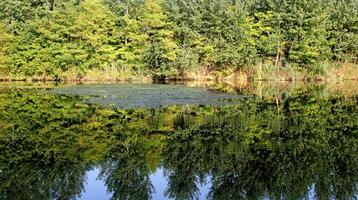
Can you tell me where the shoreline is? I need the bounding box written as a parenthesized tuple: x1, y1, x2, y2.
(1, 78, 358, 100)
(0, 63, 357, 83)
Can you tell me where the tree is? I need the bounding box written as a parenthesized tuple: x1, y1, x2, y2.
(0, 23, 12, 76)
(164, 0, 205, 73)
(326, 0, 358, 62)
(76, 0, 118, 73)
(252, 0, 331, 66)
(8, 0, 118, 79)
(0, 0, 357, 80)
(115, 2, 148, 74)
(141, 0, 178, 79)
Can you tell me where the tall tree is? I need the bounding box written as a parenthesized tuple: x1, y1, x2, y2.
(164, 0, 203, 74)
(117, 15, 148, 74)
(141, 0, 178, 79)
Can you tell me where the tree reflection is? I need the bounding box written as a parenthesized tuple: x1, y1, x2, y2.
(0, 86, 357, 199)
(99, 132, 154, 200)
(0, 162, 86, 200)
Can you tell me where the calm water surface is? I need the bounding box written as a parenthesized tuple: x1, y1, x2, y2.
(0, 82, 357, 200)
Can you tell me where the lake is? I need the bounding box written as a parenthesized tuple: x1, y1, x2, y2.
(0, 81, 357, 200)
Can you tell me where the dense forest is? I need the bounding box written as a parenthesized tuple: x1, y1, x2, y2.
(0, 0, 357, 80)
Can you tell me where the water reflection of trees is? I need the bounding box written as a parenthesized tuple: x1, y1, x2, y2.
(163, 91, 358, 200)
(99, 131, 154, 200)
(0, 162, 86, 200)
(0, 87, 357, 199)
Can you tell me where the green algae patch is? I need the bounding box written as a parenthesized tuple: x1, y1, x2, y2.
(49, 84, 248, 108)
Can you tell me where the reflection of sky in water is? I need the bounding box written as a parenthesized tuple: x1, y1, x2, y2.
(78, 168, 349, 200)
(151, 168, 212, 200)
(79, 168, 211, 200)
(79, 168, 111, 200)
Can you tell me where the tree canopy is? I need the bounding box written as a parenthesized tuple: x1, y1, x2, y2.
(0, 0, 357, 79)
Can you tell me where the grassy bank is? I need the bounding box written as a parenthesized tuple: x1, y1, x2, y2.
(3, 62, 357, 82)
(184, 62, 358, 82)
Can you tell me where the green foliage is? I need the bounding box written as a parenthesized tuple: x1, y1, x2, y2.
(165, 0, 258, 70)
(252, 0, 332, 67)
(142, 0, 178, 78)
(326, 0, 358, 62)
(0, 0, 357, 79)
(0, 23, 13, 76)
(8, 0, 117, 78)
(0, 0, 48, 33)
(117, 15, 148, 73)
